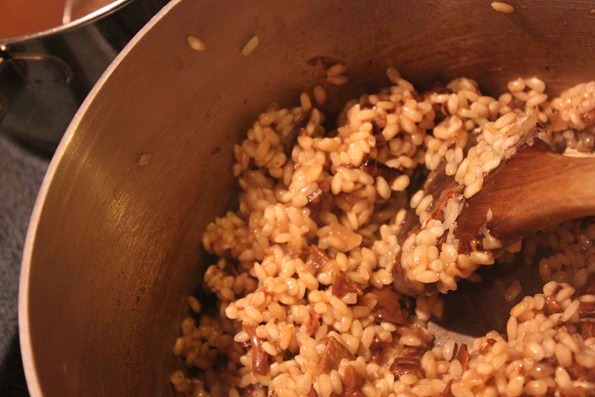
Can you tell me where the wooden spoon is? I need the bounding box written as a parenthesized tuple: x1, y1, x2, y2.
(393, 128, 595, 342)
(393, 129, 595, 297)
(455, 136, 595, 252)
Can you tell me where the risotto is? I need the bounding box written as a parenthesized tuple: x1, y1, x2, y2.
(170, 69, 595, 397)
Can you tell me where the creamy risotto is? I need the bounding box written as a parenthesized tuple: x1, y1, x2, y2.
(170, 70, 595, 397)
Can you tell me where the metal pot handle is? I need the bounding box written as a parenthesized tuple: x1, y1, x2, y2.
(9, 52, 74, 84)
(0, 46, 73, 121)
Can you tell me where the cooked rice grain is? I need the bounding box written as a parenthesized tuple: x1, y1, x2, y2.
(186, 35, 206, 51)
(491, 2, 515, 14)
(242, 35, 259, 56)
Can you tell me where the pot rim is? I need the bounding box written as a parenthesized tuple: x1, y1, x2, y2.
(16, 1, 179, 396)
(1, 0, 139, 46)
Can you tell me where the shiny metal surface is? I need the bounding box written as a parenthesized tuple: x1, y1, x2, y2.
(0, 0, 168, 153)
(1, 0, 138, 44)
(18, 0, 595, 396)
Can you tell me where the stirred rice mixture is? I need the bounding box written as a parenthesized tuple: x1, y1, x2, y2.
(170, 69, 595, 397)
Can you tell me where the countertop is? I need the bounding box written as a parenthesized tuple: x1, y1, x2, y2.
(0, 132, 50, 396)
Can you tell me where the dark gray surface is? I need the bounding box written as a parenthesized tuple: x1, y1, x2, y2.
(0, 132, 50, 396)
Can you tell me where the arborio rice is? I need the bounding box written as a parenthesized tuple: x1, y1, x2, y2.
(170, 69, 595, 397)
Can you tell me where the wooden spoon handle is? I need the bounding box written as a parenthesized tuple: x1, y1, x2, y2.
(457, 140, 595, 248)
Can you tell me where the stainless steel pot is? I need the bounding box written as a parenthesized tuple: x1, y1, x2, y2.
(18, 1, 595, 396)
(0, 0, 168, 153)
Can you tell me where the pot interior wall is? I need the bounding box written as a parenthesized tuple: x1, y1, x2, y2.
(21, 0, 595, 396)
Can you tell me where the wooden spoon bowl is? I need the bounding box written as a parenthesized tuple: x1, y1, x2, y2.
(422, 133, 595, 342)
